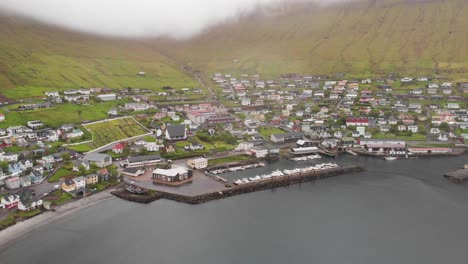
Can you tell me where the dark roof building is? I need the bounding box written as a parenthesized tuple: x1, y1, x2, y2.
(165, 125, 187, 141)
(270, 132, 304, 143)
(126, 154, 163, 168)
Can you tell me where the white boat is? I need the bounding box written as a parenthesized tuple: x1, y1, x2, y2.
(385, 157, 397, 161)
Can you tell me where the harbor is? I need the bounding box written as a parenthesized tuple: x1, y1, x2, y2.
(114, 162, 363, 204)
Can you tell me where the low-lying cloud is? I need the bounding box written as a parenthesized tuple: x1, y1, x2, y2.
(0, 0, 353, 38)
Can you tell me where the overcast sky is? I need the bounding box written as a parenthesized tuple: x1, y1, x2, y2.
(0, 0, 352, 38)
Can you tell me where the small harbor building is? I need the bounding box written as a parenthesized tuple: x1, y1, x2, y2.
(152, 167, 192, 185)
(187, 157, 208, 169)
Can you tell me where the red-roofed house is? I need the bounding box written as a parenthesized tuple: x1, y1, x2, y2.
(0, 113, 5, 122)
(112, 143, 125, 154)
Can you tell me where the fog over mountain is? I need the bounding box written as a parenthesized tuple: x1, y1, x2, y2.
(0, 0, 354, 38)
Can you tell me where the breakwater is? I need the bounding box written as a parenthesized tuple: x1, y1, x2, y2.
(111, 189, 162, 203)
(114, 164, 363, 204)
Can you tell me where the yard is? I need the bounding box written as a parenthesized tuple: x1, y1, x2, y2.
(44, 190, 74, 206)
(69, 117, 149, 152)
(88, 181, 114, 191)
(48, 168, 77, 183)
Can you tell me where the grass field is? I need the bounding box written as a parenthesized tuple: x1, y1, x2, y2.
(0, 15, 199, 98)
(258, 127, 286, 139)
(0, 100, 128, 129)
(0, 0, 466, 101)
(159, 0, 468, 78)
(208, 155, 250, 166)
(80, 117, 149, 151)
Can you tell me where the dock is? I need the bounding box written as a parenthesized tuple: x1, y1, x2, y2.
(444, 169, 468, 183)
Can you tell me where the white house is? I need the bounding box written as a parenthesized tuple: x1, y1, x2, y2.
(241, 98, 251, 106)
(407, 125, 418, 133)
(96, 94, 116, 101)
(45, 91, 60, 97)
(27, 120, 44, 129)
(72, 176, 86, 189)
(145, 142, 160, 152)
(66, 129, 84, 139)
(248, 147, 268, 158)
(125, 103, 149, 111)
(446, 103, 460, 109)
(437, 134, 449, 142)
(235, 142, 254, 151)
(0, 152, 18, 162)
(0, 194, 19, 209)
(430, 128, 441, 135)
(42, 155, 55, 164)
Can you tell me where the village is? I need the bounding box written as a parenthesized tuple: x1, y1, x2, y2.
(0, 71, 467, 229)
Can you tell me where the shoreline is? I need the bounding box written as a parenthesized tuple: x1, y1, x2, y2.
(0, 188, 116, 250)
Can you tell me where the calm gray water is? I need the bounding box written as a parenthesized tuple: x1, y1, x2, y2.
(1, 155, 468, 264)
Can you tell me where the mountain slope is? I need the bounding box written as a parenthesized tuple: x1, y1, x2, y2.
(0, 14, 198, 99)
(156, 0, 468, 78)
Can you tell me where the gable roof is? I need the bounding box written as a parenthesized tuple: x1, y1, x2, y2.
(166, 125, 186, 138)
(83, 153, 110, 162)
(128, 154, 162, 163)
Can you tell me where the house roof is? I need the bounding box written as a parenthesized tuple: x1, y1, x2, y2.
(113, 143, 125, 149)
(153, 167, 188, 177)
(166, 125, 186, 138)
(128, 154, 162, 163)
(73, 176, 85, 182)
(123, 167, 144, 174)
(98, 169, 109, 175)
(85, 174, 98, 179)
(84, 153, 110, 162)
(346, 118, 369, 123)
(64, 178, 75, 185)
(272, 132, 304, 140)
(74, 160, 89, 166)
(18, 188, 34, 205)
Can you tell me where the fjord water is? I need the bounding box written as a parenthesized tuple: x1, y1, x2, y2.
(1, 155, 468, 264)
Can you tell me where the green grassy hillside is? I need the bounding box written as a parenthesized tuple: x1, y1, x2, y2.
(0, 0, 466, 100)
(0, 15, 198, 100)
(155, 0, 468, 78)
